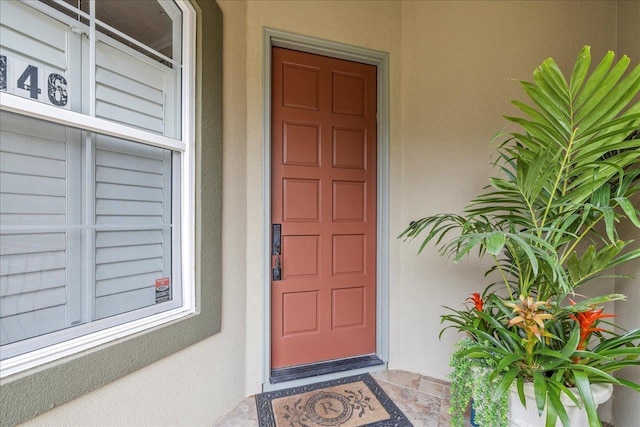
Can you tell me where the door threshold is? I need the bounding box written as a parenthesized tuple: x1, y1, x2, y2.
(270, 354, 384, 384)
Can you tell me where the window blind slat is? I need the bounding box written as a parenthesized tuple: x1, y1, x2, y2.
(96, 85, 164, 118)
(96, 183, 163, 202)
(95, 271, 163, 298)
(0, 112, 70, 346)
(0, 131, 66, 159)
(0, 214, 66, 227)
(0, 194, 65, 215)
(0, 233, 66, 256)
(95, 258, 163, 282)
(95, 42, 175, 135)
(0, 305, 67, 346)
(95, 230, 163, 248)
(96, 67, 164, 104)
(0, 287, 66, 317)
(96, 200, 163, 217)
(0, 173, 66, 197)
(96, 244, 163, 264)
(95, 287, 156, 320)
(94, 216, 165, 227)
(0, 1, 67, 53)
(0, 252, 66, 276)
(96, 42, 165, 88)
(0, 113, 67, 143)
(95, 103, 164, 134)
(96, 150, 164, 174)
(96, 167, 163, 188)
(0, 26, 66, 71)
(0, 152, 66, 179)
(0, 269, 66, 296)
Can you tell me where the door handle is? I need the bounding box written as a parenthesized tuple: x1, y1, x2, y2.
(272, 224, 281, 255)
(272, 224, 282, 281)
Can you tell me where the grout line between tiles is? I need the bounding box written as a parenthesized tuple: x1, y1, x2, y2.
(374, 377, 438, 397)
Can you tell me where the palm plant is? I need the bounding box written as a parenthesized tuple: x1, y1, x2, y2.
(402, 46, 640, 426)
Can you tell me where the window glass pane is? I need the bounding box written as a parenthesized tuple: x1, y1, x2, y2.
(0, 110, 179, 357)
(1, 1, 181, 138)
(38, 0, 178, 63)
(38, 0, 88, 25)
(0, 112, 74, 347)
(95, 0, 178, 62)
(93, 133, 174, 320)
(95, 40, 180, 137)
(0, 1, 76, 109)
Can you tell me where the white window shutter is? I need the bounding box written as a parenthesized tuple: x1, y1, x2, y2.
(95, 42, 178, 138)
(0, 113, 74, 345)
(0, 3, 83, 346)
(93, 135, 172, 320)
(0, 1, 67, 71)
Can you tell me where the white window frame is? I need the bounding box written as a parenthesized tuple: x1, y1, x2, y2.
(0, 0, 196, 378)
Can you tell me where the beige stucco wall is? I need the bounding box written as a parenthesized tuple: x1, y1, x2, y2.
(19, 1, 638, 425)
(614, 213, 640, 425)
(614, 2, 640, 426)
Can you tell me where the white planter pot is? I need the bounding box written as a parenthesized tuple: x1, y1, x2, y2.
(508, 382, 613, 427)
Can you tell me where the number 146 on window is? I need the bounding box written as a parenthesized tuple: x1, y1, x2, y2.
(1, 54, 70, 109)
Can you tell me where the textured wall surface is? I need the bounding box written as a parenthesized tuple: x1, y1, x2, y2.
(613, 4, 640, 424)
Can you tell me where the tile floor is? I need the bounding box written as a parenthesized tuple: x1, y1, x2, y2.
(212, 370, 472, 427)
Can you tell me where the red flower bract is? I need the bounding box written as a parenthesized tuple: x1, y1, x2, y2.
(569, 305, 615, 351)
(467, 292, 484, 312)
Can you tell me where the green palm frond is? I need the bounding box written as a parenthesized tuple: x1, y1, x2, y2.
(401, 46, 640, 300)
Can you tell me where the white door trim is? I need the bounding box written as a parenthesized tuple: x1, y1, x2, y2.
(262, 27, 390, 391)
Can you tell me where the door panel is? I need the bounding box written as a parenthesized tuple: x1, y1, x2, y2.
(271, 47, 377, 369)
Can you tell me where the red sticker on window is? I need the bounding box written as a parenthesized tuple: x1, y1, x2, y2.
(155, 277, 171, 303)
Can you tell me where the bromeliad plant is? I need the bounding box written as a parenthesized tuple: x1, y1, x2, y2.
(402, 46, 640, 427)
(442, 291, 640, 427)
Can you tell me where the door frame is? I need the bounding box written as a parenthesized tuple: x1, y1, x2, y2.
(262, 28, 390, 391)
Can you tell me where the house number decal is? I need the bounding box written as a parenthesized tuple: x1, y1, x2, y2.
(0, 54, 70, 109)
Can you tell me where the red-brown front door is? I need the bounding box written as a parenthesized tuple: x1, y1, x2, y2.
(271, 47, 377, 369)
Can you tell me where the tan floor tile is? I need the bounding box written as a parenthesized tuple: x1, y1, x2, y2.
(375, 380, 441, 427)
(371, 369, 422, 391)
(420, 375, 449, 386)
(419, 378, 448, 398)
(213, 396, 258, 426)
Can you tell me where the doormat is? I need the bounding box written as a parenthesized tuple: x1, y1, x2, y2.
(255, 373, 413, 427)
